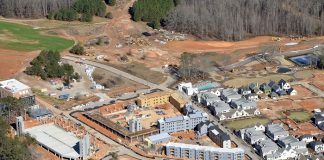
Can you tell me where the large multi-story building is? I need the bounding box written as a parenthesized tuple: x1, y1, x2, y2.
(166, 142, 244, 160)
(129, 118, 143, 133)
(136, 91, 172, 107)
(158, 110, 208, 133)
(169, 93, 186, 111)
(0, 79, 35, 106)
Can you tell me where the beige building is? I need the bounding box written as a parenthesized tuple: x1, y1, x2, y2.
(169, 93, 186, 111)
(136, 91, 172, 107)
(0, 79, 32, 99)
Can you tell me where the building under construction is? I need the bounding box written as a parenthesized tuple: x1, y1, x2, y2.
(84, 112, 159, 142)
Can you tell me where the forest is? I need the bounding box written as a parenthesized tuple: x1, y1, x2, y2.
(0, 0, 107, 22)
(131, 0, 324, 41)
(131, 0, 177, 28)
(167, 0, 324, 41)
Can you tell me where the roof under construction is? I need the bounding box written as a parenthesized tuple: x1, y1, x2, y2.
(24, 124, 81, 159)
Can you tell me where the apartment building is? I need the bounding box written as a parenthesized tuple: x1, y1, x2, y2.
(136, 91, 172, 107)
(158, 110, 208, 133)
(0, 79, 35, 106)
(166, 142, 244, 160)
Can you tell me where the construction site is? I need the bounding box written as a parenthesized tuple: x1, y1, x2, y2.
(22, 115, 113, 160)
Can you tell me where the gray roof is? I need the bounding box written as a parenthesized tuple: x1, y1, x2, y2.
(267, 124, 288, 135)
(164, 116, 184, 123)
(28, 108, 53, 118)
(210, 101, 231, 113)
(147, 133, 171, 143)
(221, 88, 239, 97)
(188, 111, 208, 119)
(278, 136, 301, 147)
(231, 98, 257, 108)
(245, 128, 266, 141)
(255, 139, 278, 154)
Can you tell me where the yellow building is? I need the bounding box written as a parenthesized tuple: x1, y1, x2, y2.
(136, 91, 172, 107)
(169, 93, 186, 111)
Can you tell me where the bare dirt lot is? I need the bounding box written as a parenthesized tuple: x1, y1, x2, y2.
(258, 98, 324, 120)
(0, 49, 38, 79)
(309, 72, 324, 91)
(276, 118, 323, 137)
(108, 103, 182, 129)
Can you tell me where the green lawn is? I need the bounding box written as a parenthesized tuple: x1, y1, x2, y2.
(224, 117, 271, 130)
(0, 21, 74, 52)
(288, 111, 312, 123)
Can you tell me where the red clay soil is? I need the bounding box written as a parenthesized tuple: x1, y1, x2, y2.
(292, 85, 315, 98)
(309, 72, 324, 91)
(296, 98, 324, 110)
(0, 49, 38, 79)
(258, 97, 323, 119)
(279, 119, 323, 137)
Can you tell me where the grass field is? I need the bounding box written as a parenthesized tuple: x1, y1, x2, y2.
(0, 21, 74, 51)
(224, 117, 271, 130)
(288, 111, 312, 123)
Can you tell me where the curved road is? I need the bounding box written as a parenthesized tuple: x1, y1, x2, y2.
(63, 56, 172, 92)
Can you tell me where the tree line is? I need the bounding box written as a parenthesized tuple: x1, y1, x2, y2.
(0, 97, 35, 160)
(0, 0, 109, 22)
(0, 0, 75, 18)
(166, 0, 324, 41)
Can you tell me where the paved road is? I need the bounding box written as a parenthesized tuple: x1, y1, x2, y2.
(219, 44, 324, 71)
(191, 101, 261, 160)
(62, 56, 172, 92)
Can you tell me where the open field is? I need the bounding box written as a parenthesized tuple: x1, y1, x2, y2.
(0, 21, 74, 51)
(224, 117, 271, 130)
(108, 62, 167, 84)
(224, 74, 293, 88)
(287, 111, 312, 123)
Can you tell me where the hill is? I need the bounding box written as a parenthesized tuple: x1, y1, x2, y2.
(132, 0, 324, 41)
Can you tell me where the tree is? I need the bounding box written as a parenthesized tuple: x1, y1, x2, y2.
(25, 50, 78, 80)
(0, 97, 24, 121)
(0, 117, 34, 160)
(80, 12, 93, 22)
(105, 12, 113, 19)
(69, 43, 86, 55)
(131, 0, 175, 28)
(105, 0, 116, 6)
(318, 54, 324, 69)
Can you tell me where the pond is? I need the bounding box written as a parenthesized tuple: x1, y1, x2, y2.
(277, 67, 291, 73)
(289, 54, 318, 66)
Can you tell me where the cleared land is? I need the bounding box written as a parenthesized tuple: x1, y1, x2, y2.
(0, 21, 74, 51)
(108, 62, 167, 84)
(288, 111, 312, 123)
(224, 74, 293, 88)
(224, 117, 270, 130)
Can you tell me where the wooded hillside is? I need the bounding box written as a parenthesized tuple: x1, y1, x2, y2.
(0, 0, 75, 18)
(166, 0, 324, 41)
